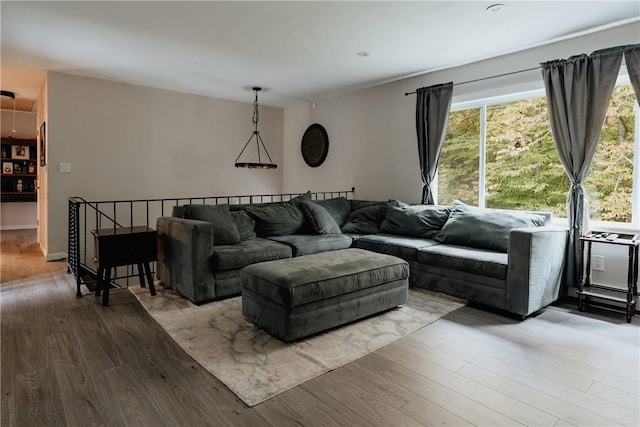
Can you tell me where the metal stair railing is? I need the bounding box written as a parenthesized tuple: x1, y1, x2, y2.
(68, 188, 356, 297)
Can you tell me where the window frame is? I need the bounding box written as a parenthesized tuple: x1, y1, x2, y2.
(437, 76, 640, 231)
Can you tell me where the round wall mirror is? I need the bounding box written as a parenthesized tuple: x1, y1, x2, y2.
(301, 123, 329, 167)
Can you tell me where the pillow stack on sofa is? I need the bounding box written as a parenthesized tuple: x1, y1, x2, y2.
(351, 199, 548, 258)
(435, 200, 547, 252)
(239, 193, 354, 257)
(347, 200, 450, 261)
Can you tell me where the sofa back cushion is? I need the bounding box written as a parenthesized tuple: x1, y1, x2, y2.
(314, 197, 351, 226)
(231, 211, 257, 241)
(246, 200, 309, 237)
(172, 205, 186, 218)
(184, 204, 241, 245)
(435, 200, 547, 252)
(380, 205, 451, 239)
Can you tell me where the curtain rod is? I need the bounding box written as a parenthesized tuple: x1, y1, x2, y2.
(404, 66, 541, 96)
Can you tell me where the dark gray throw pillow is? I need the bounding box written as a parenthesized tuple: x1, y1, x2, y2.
(290, 191, 312, 205)
(380, 205, 451, 239)
(315, 197, 351, 226)
(341, 205, 386, 234)
(436, 200, 546, 252)
(184, 204, 241, 245)
(301, 201, 342, 235)
(231, 211, 256, 241)
(245, 200, 307, 237)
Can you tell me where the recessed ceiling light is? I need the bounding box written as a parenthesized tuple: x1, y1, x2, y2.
(486, 3, 505, 12)
(357, 51, 370, 57)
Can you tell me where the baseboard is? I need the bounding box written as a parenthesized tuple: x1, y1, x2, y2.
(46, 252, 67, 262)
(0, 224, 37, 231)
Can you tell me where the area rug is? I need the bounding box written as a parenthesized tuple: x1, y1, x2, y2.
(130, 285, 465, 406)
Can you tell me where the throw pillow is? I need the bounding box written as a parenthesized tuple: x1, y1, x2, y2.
(301, 200, 342, 235)
(436, 200, 546, 252)
(231, 211, 257, 241)
(341, 205, 387, 234)
(184, 204, 241, 245)
(315, 197, 351, 226)
(380, 205, 451, 239)
(245, 200, 307, 237)
(290, 191, 312, 205)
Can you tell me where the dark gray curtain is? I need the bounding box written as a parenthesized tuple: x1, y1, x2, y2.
(541, 47, 624, 288)
(624, 44, 640, 104)
(416, 82, 453, 204)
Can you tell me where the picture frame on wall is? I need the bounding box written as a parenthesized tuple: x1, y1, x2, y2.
(11, 145, 29, 160)
(39, 122, 46, 166)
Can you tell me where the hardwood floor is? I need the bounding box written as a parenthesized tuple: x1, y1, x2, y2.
(1, 229, 638, 426)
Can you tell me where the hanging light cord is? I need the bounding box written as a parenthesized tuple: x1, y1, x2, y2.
(252, 90, 259, 132)
(12, 96, 17, 133)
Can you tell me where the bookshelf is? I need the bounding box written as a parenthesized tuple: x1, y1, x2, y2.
(1, 138, 37, 202)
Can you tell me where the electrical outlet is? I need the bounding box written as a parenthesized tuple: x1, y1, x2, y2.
(59, 162, 72, 173)
(592, 255, 605, 271)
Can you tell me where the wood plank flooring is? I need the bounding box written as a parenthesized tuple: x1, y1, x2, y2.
(2, 229, 638, 426)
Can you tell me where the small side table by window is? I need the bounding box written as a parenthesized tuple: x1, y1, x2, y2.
(578, 231, 639, 323)
(92, 226, 157, 306)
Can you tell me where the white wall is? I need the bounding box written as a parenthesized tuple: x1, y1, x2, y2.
(1, 109, 38, 140)
(283, 22, 640, 288)
(1, 202, 37, 230)
(1, 109, 38, 230)
(44, 72, 284, 257)
(284, 23, 639, 201)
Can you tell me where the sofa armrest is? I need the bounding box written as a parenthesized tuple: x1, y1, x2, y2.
(156, 216, 216, 303)
(506, 226, 568, 317)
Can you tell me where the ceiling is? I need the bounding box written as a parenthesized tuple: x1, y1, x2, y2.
(1, 1, 639, 111)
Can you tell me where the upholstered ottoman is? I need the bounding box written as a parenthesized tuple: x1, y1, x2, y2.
(240, 248, 409, 341)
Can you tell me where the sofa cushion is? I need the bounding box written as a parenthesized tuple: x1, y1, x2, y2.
(355, 234, 439, 261)
(300, 200, 342, 235)
(228, 191, 312, 212)
(380, 206, 451, 239)
(267, 234, 353, 257)
(350, 199, 387, 211)
(184, 204, 241, 245)
(246, 200, 308, 237)
(436, 200, 546, 252)
(210, 238, 292, 271)
(231, 211, 256, 241)
(171, 205, 186, 218)
(315, 197, 351, 226)
(418, 244, 508, 280)
(341, 205, 387, 234)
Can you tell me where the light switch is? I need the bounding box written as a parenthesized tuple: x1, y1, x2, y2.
(59, 162, 72, 173)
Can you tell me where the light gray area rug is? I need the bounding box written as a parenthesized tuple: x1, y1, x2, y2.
(131, 285, 465, 407)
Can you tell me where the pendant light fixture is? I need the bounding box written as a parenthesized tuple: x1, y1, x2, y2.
(1, 90, 17, 134)
(234, 87, 277, 169)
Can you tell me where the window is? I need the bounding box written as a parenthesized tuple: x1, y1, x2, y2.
(585, 84, 636, 223)
(437, 82, 638, 225)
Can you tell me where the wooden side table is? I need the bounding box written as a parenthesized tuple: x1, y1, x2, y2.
(578, 231, 639, 322)
(93, 226, 157, 306)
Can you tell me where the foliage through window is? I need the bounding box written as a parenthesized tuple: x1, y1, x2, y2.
(437, 83, 637, 224)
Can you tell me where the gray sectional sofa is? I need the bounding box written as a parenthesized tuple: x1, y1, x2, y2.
(156, 192, 568, 318)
